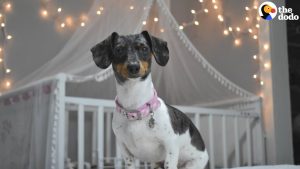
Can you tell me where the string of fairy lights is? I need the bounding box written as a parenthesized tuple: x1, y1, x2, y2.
(0, 0, 271, 95)
(0, 1, 13, 95)
(39, 0, 99, 31)
(176, 0, 270, 88)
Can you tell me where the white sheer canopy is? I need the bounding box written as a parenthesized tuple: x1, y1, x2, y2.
(12, 0, 257, 106)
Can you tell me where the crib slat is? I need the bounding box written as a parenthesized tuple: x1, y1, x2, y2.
(209, 115, 215, 169)
(256, 101, 266, 165)
(105, 113, 112, 163)
(65, 110, 70, 164)
(258, 117, 266, 165)
(135, 159, 140, 168)
(246, 118, 252, 166)
(234, 117, 240, 167)
(92, 111, 97, 165)
(78, 104, 85, 169)
(97, 106, 104, 169)
(58, 75, 66, 169)
(222, 115, 228, 168)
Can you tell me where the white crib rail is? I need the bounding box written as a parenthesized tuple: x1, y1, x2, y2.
(63, 96, 265, 169)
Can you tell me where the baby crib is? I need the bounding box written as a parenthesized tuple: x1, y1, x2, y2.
(0, 74, 266, 169)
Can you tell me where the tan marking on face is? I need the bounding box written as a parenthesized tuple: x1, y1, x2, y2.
(139, 61, 149, 76)
(116, 63, 129, 78)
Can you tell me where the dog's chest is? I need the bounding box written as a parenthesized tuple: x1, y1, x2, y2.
(112, 107, 171, 162)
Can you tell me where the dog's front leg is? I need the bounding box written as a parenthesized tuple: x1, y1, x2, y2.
(164, 142, 179, 169)
(117, 141, 135, 169)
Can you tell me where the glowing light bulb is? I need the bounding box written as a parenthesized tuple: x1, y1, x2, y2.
(160, 28, 164, 33)
(0, 58, 2, 62)
(253, 35, 258, 39)
(245, 6, 250, 11)
(154, 17, 158, 22)
(6, 69, 11, 73)
(96, 10, 101, 15)
(245, 17, 249, 21)
(248, 28, 253, 33)
(5, 3, 11, 11)
(257, 16, 260, 21)
(130, 6, 134, 10)
(142, 21, 147, 25)
(6, 35, 12, 39)
(234, 39, 241, 46)
(212, 0, 216, 4)
(5, 81, 11, 88)
(57, 7, 62, 13)
(264, 62, 271, 69)
(264, 43, 269, 50)
(253, 5, 258, 9)
(99, 6, 104, 11)
(80, 22, 85, 27)
(214, 5, 218, 9)
(253, 55, 257, 60)
(1, 23, 5, 27)
(199, 0, 203, 2)
(61, 22, 65, 28)
(236, 27, 240, 32)
(218, 15, 224, 22)
(191, 9, 196, 14)
(194, 21, 199, 25)
(41, 9, 48, 17)
(179, 25, 184, 30)
(228, 27, 233, 32)
(256, 24, 260, 28)
(0, 13, 2, 18)
(253, 74, 257, 79)
(260, 81, 264, 86)
(204, 9, 209, 13)
(223, 30, 229, 35)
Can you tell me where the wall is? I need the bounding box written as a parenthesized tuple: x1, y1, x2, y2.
(5, 0, 93, 84)
(171, 0, 260, 94)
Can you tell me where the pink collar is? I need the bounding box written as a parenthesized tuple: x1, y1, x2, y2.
(115, 90, 161, 120)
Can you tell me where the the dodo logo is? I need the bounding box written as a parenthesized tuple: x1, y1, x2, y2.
(259, 2, 277, 20)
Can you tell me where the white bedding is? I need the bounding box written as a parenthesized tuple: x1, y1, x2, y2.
(232, 165, 300, 169)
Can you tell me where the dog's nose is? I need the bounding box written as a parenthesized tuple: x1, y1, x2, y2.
(127, 63, 140, 75)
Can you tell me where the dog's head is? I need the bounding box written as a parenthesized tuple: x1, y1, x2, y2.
(90, 31, 169, 83)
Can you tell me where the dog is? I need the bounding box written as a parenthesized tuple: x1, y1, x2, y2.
(91, 31, 209, 169)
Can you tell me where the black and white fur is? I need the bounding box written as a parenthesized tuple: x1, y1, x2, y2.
(91, 31, 209, 169)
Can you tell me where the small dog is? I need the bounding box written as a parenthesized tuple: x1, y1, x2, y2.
(91, 31, 209, 169)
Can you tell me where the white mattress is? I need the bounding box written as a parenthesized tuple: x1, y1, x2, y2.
(232, 165, 300, 169)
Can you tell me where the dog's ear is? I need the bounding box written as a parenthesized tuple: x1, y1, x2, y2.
(90, 32, 118, 69)
(141, 31, 169, 66)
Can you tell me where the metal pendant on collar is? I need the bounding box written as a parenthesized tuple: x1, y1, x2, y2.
(148, 104, 155, 128)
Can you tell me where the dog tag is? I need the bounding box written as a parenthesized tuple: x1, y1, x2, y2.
(147, 104, 155, 128)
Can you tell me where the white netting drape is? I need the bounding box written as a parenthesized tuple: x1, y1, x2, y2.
(0, 79, 57, 169)
(12, 0, 257, 105)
